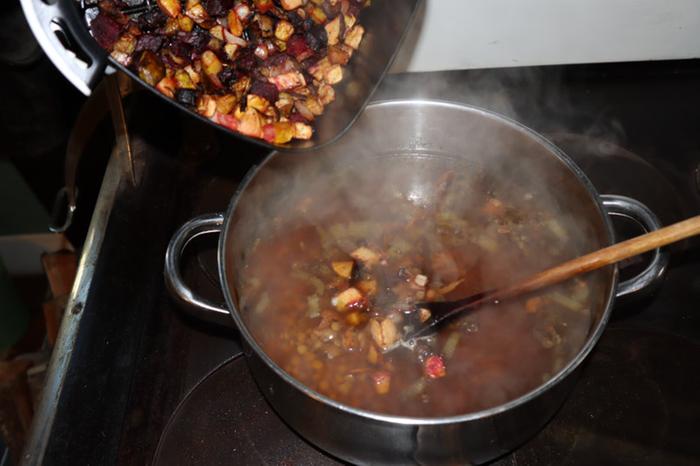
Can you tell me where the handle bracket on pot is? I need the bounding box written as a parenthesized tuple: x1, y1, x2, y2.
(164, 213, 233, 327)
(21, 0, 108, 95)
(600, 194, 669, 298)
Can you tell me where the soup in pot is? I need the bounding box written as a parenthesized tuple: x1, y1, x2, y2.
(238, 166, 605, 417)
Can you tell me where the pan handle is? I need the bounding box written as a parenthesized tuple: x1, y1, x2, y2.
(600, 194, 669, 298)
(20, 0, 108, 95)
(164, 214, 234, 327)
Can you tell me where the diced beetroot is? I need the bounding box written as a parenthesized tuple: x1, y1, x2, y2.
(135, 34, 164, 53)
(202, 0, 230, 17)
(286, 34, 312, 61)
(304, 24, 327, 52)
(288, 112, 309, 123)
(137, 8, 167, 32)
(90, 13, 122, 50)
(182, 26, 209, 54)
(424, 355, 446, 379)
(234, 48, 257, 72)
(249, 80, 279, 103)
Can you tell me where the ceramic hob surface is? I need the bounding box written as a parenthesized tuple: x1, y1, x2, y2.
(34, 62, 700, 466)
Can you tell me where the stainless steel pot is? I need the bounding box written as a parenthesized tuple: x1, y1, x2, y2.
(164, 100, 667, 465)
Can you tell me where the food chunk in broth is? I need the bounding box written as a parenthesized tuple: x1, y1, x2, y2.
(240, 167, 604, 417)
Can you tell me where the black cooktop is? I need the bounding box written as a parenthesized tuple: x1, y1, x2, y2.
(36, 61, 700, 466)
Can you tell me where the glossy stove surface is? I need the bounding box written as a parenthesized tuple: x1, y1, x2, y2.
(148, 127, 700, 466)
(39, 62, 700, 466)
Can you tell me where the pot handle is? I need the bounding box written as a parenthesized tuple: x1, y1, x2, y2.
(164, 213, 234, 327)
(20, 0, 108, 95)
(600, 195, 669, 298)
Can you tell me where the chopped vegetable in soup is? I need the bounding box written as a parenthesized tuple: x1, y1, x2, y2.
(240, 170, 602, 417)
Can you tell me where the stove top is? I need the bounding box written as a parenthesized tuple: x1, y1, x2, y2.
(24, 61, 700, 466)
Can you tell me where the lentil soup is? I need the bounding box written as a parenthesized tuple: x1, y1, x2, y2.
(237, 162, 606, 418)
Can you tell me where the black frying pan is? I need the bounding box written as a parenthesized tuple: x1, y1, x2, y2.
(20, 0, 422, 151)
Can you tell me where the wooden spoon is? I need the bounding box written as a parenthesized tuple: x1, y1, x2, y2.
(403, 215, 700, 342)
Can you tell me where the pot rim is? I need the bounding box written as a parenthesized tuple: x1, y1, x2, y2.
(218, 99, 618, 425)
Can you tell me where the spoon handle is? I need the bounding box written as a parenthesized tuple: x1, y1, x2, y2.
(407, 215, 700, 341)
(497, 215, 700, 300)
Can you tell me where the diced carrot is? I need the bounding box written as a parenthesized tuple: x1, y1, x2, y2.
(331, 260, 354, 279)
(424, 355, 446, 379)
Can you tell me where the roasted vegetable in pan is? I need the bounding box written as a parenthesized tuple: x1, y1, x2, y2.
(90, 0, 369, 144)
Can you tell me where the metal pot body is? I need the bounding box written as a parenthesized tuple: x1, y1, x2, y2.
(165, 100, 666, 465)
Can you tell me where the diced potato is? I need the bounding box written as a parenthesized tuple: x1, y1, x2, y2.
(344, 24, 364, 49)
(196, 94, 217, 117)
(275, 93, 295, 114)
(137, 50, 164, 86)
(247, 94, 270, 112)
(201, 50, 223, 76)
(344, 14, 356, 30)
(414, 274, 428, 287)
(178, 15, 194, 32)
(175, 70, 196, 89)
(272, 121, 295, 144)
(209, 25, 224, 40)
(216, 94, 237, 114)
(333, 287, 364, 312)
(274, 19, 294, 41)
(325, 15, 341, 45)
(237, 107, 265, 138)
(369, 318, 398, 351)
(224, 43, 239, 60)
(367, 344, 379, 364)
(163, 17, 179, 35)
(156, 76, 177, 98)
(345, 311, 367, 326)
(113, 33, 136, 55)
(324, 64, 343, 85)
(305, 97, 324, 116)
(309, 57, 330, 81)
(350, 246, 380, 267)
(356, 279, 377, 296)
(269, 71, 306, 91)
(331, 260, 354, 278)
(186, 3, 209, 24)
(232, 76, 251, 100)
(157, 0, 181, 18)
(310, 7, 327, 23)
(280, 0, 305, 10)
(372, 371, 391, 395)
(318, 83, 335, 105)
(184, 65, 201, 85)
(294, 122, 313, 139)
(327, 45, 351, 65)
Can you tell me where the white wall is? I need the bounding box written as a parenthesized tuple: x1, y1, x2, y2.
(391, 0, 700, 72)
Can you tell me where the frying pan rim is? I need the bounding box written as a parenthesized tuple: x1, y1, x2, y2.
(218, 98, 619, 425)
